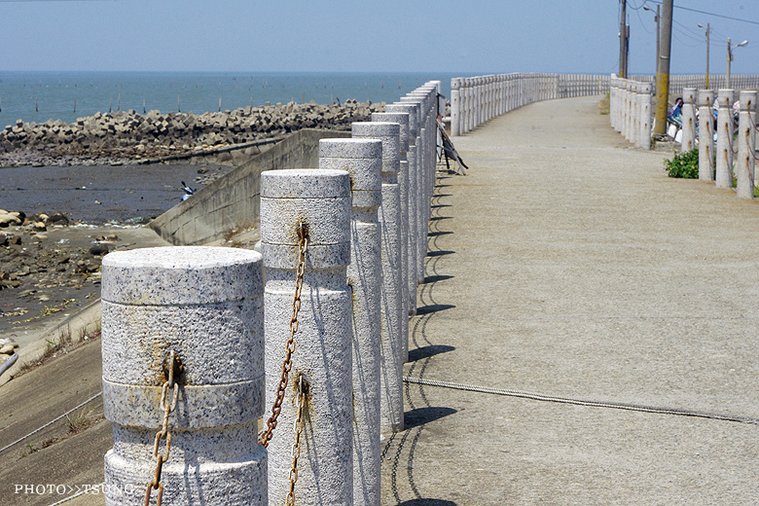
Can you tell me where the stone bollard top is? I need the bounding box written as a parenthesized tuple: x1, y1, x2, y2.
(739, 90, 756, 111)
(260, 168, 351, 270)
(717, 89, 735, 107)
(352, 122, 401, 176)
(319, 139, 382, 209)
(385, 103, 419, 138)
(372, 112, 409, 148)
(698, 89, 714, 107)
(261, 168, 350, 199)
(319, 138, 382, 160)
(101, 246, 262, 305)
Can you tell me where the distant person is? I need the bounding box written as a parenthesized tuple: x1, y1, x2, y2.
(669, 97, 684, 124)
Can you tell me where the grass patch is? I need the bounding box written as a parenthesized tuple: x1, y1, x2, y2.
(16, 320, 101, 376)
(665, 149, 699, 178)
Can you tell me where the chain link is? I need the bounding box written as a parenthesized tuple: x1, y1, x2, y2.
(285, 376, 308, 506)
(259, 221, 309, 449)
(144, 350, 181, 506)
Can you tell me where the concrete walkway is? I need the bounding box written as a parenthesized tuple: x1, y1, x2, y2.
(382, 96, 759, 505)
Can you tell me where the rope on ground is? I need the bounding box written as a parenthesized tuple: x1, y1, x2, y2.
(403, 376, 759, 426)
(0, 391, 102, 456)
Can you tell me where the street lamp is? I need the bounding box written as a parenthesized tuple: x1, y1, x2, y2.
(727, 38, 749, 88)
(697, 23, 711, 88)
(643, 5, 660, 74)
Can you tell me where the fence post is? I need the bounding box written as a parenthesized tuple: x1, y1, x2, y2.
(260, 169, 353, 505)
(715, 89, 735, 188)
(352, 121, 405, 433)
(735, 90, 756, 199)
(610, 77, 617, 131)
(639, 83, 652, 150)
(681, 88, 697, 152)
(698, 90, 715, 181)
(318, 139, 383, 505)
(101, 246, 266, 505)
(625, 79, 635, 142)
(451, 78, 461, 136)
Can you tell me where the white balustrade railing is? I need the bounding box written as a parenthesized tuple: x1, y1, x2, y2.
(450, 73, 610, 136)
(609, 75, 653, 150)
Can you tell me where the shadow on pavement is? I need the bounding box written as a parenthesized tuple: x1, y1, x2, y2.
(416, 303, 455, 315)
(408, 344, 455, 362)
(404, 406, 457, 430)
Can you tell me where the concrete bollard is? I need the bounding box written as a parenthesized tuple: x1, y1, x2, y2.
(451, 78, 461, 137)
(681, 88, 697, 152)
(318, 139, 383, 506)
(386, 102, 424, 289)
(716, 89, 735, 189)
(639, 83, 652, 150)
(372, 112, 418, 318)
(735, 90, 756, 199)
(101, 246, 266, 505)
(627, 81, 633, 139)
(400, 95, 433, 275)
(260, 169, 353, 505)
(698, 90, 715, 181)
(351, 121, 404, 433)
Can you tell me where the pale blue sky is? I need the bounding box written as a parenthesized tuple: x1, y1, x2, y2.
(0, 0, 756, 75)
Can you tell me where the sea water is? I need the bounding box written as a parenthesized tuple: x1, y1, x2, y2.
(0, 71, 475, 128)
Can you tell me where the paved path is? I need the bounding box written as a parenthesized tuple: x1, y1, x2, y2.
(382, 96, 759, 505)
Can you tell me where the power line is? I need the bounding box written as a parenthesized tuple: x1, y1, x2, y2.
(672, 31, 701, 48)
(672, 20, 705, 44)
(628, 0, 646, 10)
(646, 0, 759, 27)
(634, 4, 653, 34)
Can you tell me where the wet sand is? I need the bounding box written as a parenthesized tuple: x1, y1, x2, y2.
(0, 162, 233, 224)
(0, 162, 233, 346)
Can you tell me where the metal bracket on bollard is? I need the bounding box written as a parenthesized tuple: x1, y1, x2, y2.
(259, 220, 309, 449)
(144, 350, 182, 506)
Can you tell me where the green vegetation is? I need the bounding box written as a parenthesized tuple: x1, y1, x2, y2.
(665, 149, 699, 178)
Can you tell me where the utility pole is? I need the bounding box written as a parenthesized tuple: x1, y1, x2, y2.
(655, 5, 660, 75)
(625, 24, 630, 77)
(727, 37, 733, 89)
(644, 4, 661, 74)
(726, 38, 748, 89)
(654, 0, 674, 136)
(705, 23, 710, 88)
(619, 0, 627, 77)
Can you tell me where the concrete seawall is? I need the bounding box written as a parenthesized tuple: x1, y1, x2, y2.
(149, 128, 350, 245)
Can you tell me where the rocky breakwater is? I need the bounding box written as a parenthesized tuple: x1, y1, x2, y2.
(0, 99, 384, 167)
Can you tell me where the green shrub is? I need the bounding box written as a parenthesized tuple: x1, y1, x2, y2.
(665, 149, 699, 178)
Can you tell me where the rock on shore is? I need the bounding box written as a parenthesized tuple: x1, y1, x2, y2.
(0, 100, 384, 167)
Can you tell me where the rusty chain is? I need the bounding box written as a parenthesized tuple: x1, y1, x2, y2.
(144, 350, 181, 506)
(259, 221, 309, 449)
(285, 376, 308, 506)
